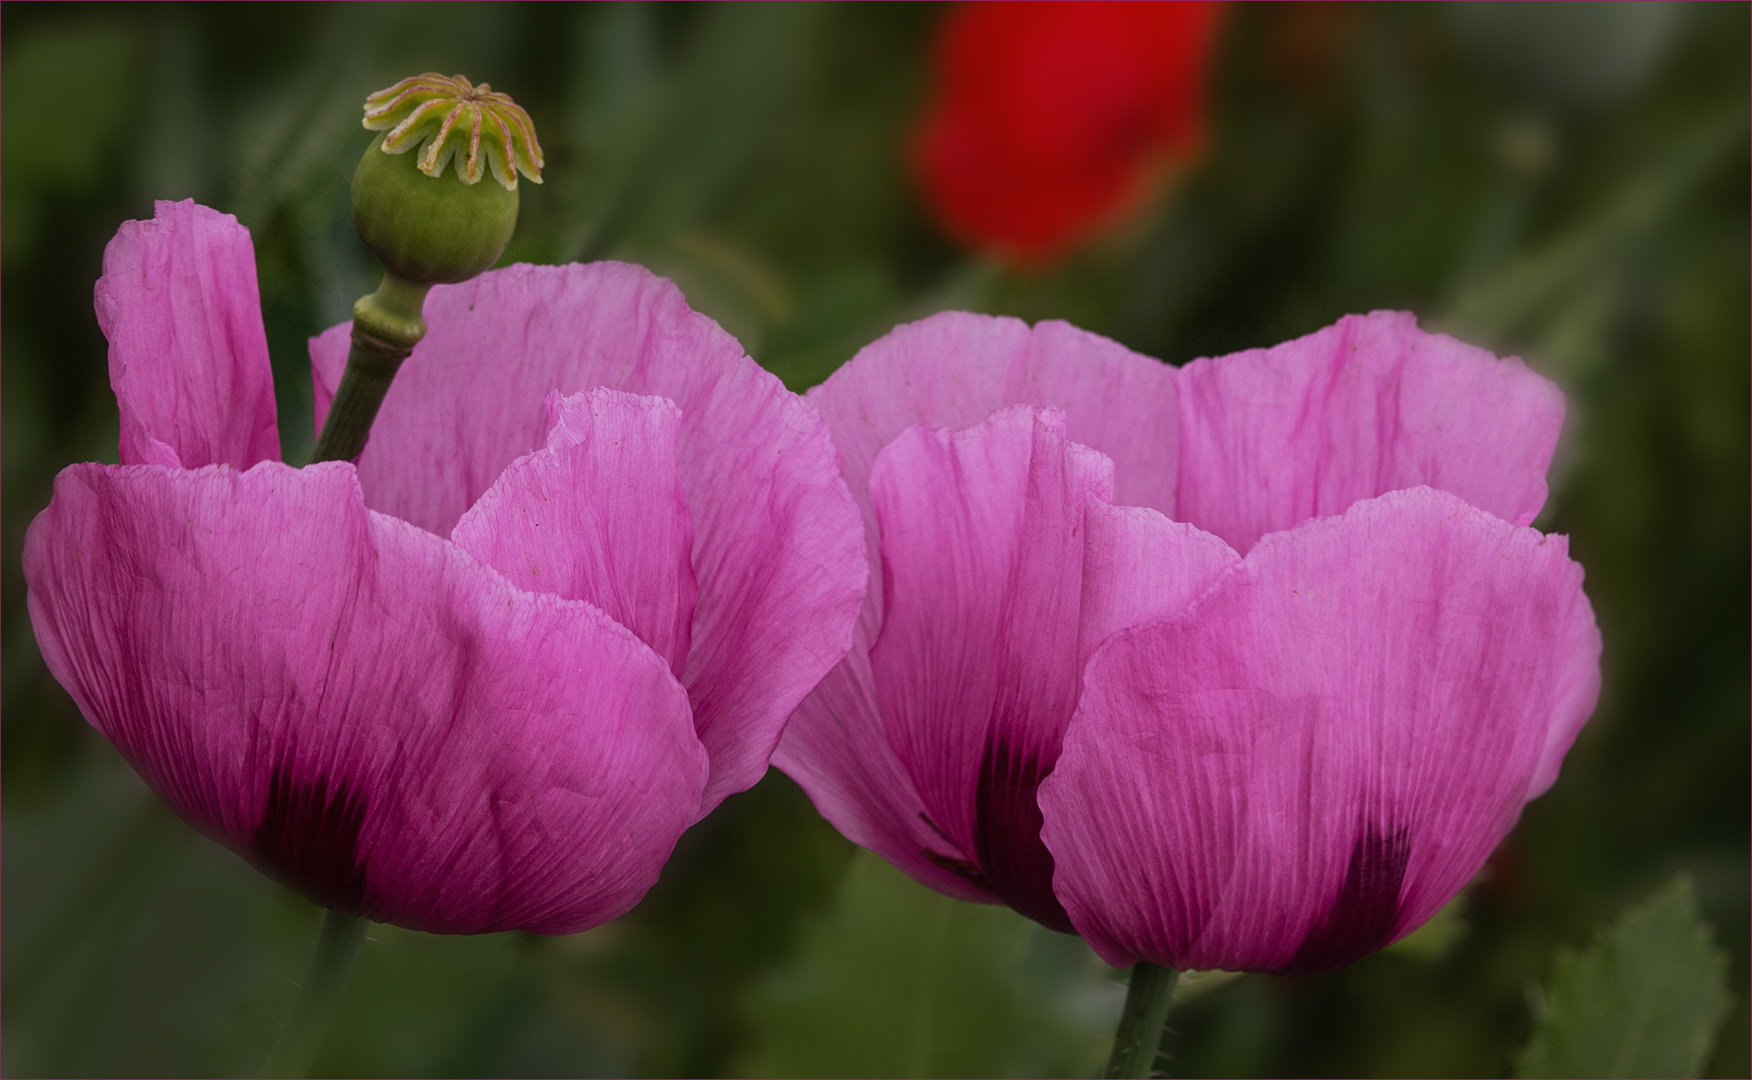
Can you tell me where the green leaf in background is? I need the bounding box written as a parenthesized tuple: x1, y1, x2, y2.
(736, 851, 1121, 1079)
(1515, 874, 1733, 1079)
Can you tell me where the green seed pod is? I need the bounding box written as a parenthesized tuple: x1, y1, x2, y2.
(313, 75, 546, 465)
(349, 74, 544, 286)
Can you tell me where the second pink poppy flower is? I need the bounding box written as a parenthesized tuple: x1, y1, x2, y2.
(775, 311, 1600, 972)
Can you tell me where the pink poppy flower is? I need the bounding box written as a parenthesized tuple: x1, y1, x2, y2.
(24, 200, 865, 935)
(774, 311, 1600, 971)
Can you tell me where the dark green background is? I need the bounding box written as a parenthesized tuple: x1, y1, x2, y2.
(4, 3, 1746, 1076)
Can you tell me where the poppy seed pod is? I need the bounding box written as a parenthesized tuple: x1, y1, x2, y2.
(318, 75, 550, 465)
(350, 73, 543, 286)
(351, 134, 519, 286)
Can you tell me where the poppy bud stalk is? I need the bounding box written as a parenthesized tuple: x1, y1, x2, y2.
(312, 74, 544, 464)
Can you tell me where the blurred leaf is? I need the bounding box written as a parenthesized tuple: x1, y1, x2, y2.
(760, 263, 899, 390)
(311, 928, 615, 1079)
(135, 16, 216, 205)
(1515, 875, 1732, 1078)
(554, 1, 669, 264)
(736, 851, 1117, 1079)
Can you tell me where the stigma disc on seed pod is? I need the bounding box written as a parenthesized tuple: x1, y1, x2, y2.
(350, 73, 545, 286)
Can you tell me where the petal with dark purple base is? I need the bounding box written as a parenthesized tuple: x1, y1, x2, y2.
(864, 407, 1109, 930)
(1042, 488, 1601, 971)
(778, 404, 1238, 918)
(24, 461, 706, 934)
(253, 765, 373, 914)
(773, 626, 999, 905)
(1280, 824, 1412, 976)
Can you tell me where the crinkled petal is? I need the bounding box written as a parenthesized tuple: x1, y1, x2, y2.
(452, 389, 696, 678)
(776, 406, 1236, 917)
(772, 622, 999, 905)
(1041, 487, 1601, 972)
(808, 311, 1180, 523)
(800, 310, 1179, 682)
(1079, 502, 1241, 662)
(863, 406, 1109, 931)
(96, 200, 280, 469)
(313, 262, 864, 813)
(1175, 311, 1565, 553)
(24, 461, 705, 934)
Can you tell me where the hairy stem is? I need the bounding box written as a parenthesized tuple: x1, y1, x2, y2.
(1103, 961, 1180, 1078)
(262, 909, 370, 1078)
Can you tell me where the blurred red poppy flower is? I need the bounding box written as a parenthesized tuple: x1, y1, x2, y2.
(912, 0, 1223, 263)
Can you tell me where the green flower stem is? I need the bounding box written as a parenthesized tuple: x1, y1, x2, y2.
(263, 908, 370, 1078)
(1103, 961, 1180, 1079)
(309, 274, 431, 464)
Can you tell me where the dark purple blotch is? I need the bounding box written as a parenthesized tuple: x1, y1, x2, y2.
(1278, 824, 1411, 975)
(251, 764, 370, 914)
(973, 729, 1075, 933)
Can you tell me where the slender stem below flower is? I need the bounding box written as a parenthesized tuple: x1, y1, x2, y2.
(1103, 961, 1180, 1079)
(263, 908, 369, 1078)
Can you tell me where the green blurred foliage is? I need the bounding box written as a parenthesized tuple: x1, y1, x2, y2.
(736, 851, 1117, 1078)
(1515, 874, 1731, 1079)
(2, 3, 1745, 1077)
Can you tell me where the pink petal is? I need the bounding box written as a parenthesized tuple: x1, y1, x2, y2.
(313, 262, 865, 813)
(1175, 311, 1565, 553)
(451, 389, 696, 677)
(773, 624, 1001, 905)
(1528, 580, 1605, 800)
(1041, 487, 1601, 972)
(24, 461, 706, 934)
(772, 508, 1236, 912)
(863, 406, 1111, 931)
(1079, 502, 1242, 662)
(776, 406, 1238, 918)
(806, 313, 1180, 591)
(776, 313, 1181, 877)
(96, 200, 280, 469)
(808, 312, 1180, 516)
